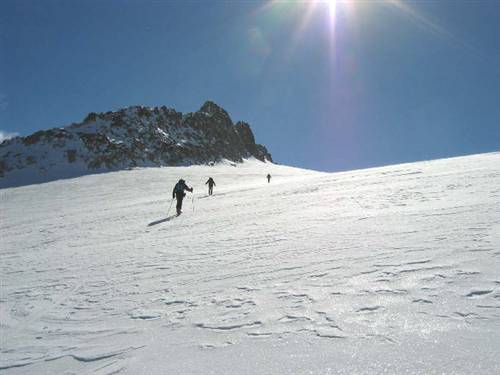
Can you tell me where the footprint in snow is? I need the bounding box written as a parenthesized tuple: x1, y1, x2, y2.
(356, 305, 383, 313)
(465, 290, 493, 298)
(412, 298, 433, 304)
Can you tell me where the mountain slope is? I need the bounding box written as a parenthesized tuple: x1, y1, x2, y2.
(0, 101, 272, 188)
(1, 153, 499, 374)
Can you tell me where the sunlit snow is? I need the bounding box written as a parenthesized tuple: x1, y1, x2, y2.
(1, 153, 499, 374)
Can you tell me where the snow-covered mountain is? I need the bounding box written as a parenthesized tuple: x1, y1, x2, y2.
(1, 152, 499, 374)
(0, 101, 272, 188)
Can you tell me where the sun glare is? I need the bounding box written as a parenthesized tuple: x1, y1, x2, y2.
(257, 0, 457, 73)
(327, 0, 338, 36)
(327, 0, 337, 15)
(260, 0, 452, 43)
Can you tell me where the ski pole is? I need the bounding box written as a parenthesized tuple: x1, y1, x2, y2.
(166, 197, 174, 216)
(192, 192, 195, 212)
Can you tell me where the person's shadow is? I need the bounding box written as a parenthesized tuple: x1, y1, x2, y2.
(148, 215, 177, 226)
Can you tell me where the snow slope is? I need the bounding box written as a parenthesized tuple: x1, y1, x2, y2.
(1, 153, 499, 374)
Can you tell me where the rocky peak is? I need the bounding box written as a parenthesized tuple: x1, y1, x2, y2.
(199, 101, 227, 116)
(0, 101, 273, 188)
(196, 101, 233, 131)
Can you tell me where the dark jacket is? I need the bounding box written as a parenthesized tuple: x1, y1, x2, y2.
(173, 181, 193, 199)
(205, 178, 216, 187)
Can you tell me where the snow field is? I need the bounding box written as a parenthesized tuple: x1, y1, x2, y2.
(1, 153, 499, 374)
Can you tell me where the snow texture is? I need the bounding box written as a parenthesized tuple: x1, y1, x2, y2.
(1, 153, 499, 374)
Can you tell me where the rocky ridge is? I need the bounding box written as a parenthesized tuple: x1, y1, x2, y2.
(0, 101, 272, 187)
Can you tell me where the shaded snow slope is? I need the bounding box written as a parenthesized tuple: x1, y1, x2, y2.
(1, 153, 499, 374)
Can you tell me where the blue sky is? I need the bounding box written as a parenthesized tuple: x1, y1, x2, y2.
(1, 0, 499, 171)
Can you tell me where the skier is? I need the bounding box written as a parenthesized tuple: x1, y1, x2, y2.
(172, 179, 193, 215)
(267, 174, 271, 183)
(205, 177, 216, 196)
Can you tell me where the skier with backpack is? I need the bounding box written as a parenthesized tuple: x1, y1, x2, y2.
(205, 177, 216, 196)
(172, 179, 193, 215)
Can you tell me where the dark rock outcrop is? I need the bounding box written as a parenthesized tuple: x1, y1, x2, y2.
(0, 101, 272, 188)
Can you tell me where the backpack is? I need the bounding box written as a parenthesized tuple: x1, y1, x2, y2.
(174, 182, 185, 195)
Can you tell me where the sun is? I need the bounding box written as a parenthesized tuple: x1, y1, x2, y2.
(327, 0, 338, 14)
(326, 0, 338, 30)
(258, 0, 455, 65)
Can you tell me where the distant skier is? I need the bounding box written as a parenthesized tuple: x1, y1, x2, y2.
(172, 179, 193, 215)
(205, 177, 216, 196)
(267, 174, 271, 183)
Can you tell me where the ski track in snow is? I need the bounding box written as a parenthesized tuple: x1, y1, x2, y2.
(1, 154, 500, 374)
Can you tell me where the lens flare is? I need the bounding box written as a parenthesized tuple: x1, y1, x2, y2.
(327, 0, 338, 61)
(384, 0, 452, 40)
(258, 0, 454, 47)
(328, 0, 337, 20)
